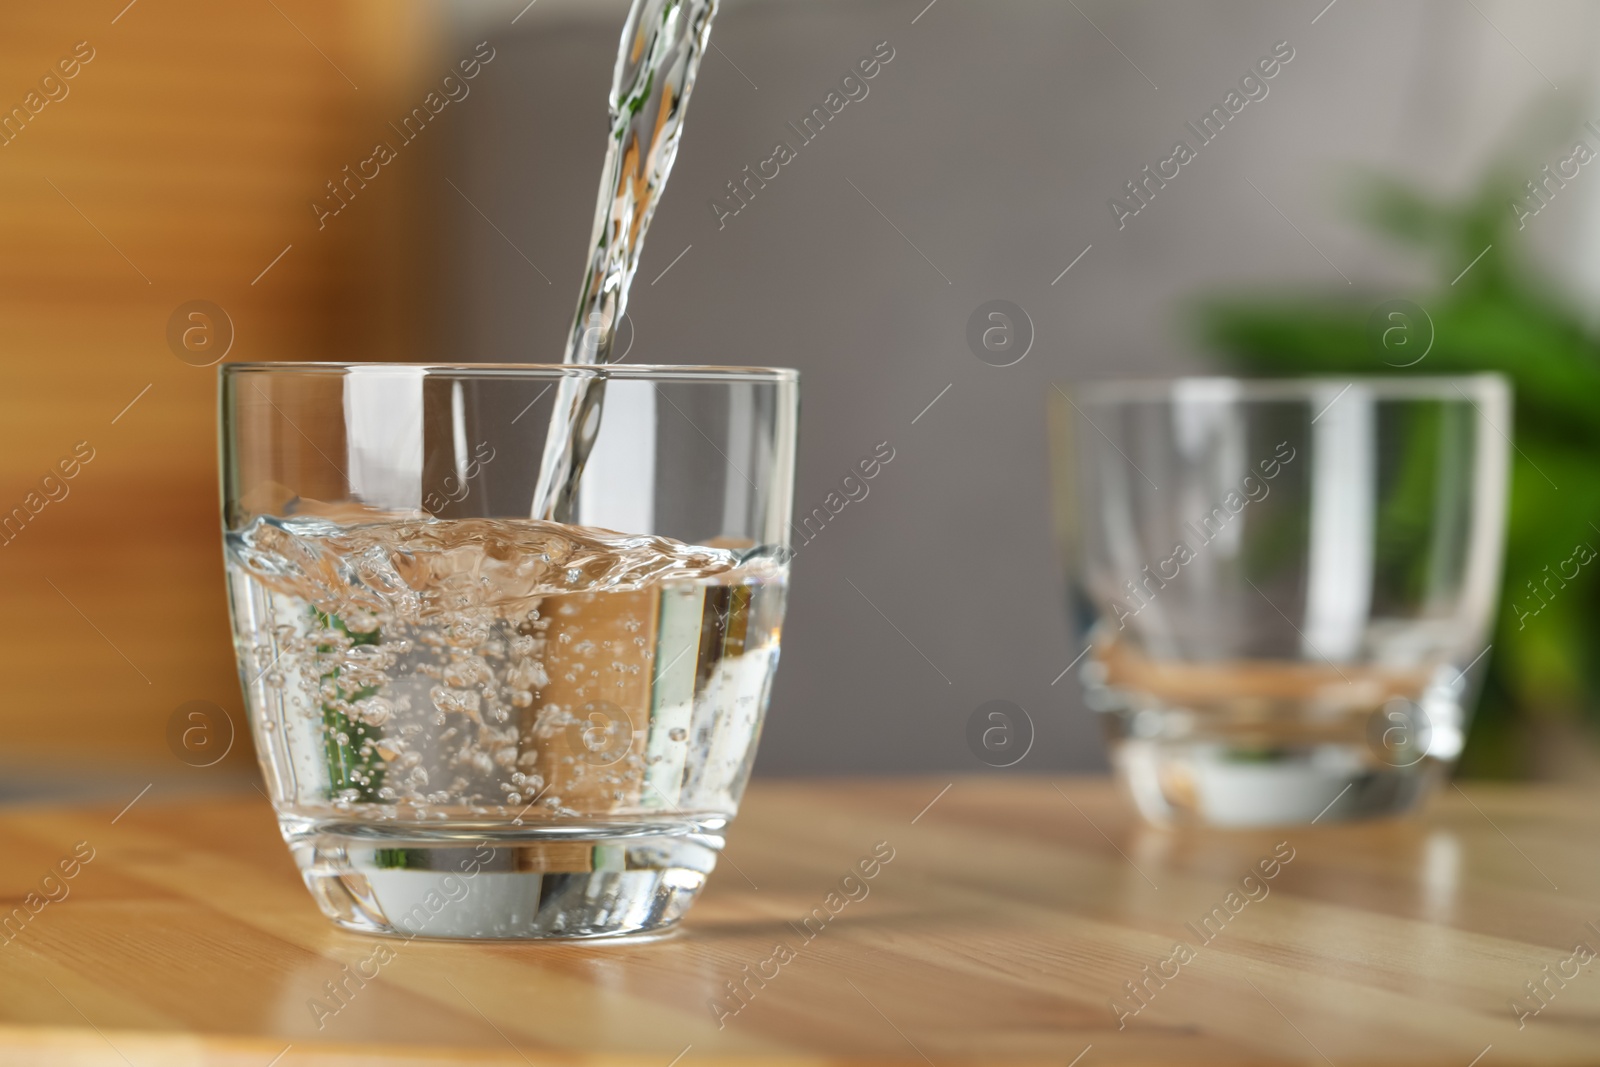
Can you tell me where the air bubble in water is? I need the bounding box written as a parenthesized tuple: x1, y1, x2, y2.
(352, 696, 393, 727)
(430, 686, 481, 720)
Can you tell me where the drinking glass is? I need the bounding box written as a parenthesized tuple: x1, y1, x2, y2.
(220, 363, 798, 938)
(1050, 376, 1509, 827)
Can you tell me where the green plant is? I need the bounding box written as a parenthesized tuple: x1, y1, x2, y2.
(312, 607, 388, 801)
(1195, 164, 1600, 778)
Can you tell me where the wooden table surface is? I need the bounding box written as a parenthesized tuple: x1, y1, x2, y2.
(2, 777, 1598, 1066)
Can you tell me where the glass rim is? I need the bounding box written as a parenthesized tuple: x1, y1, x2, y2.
(220, 362, 799, 383)
(1066, 372, 1508, 404)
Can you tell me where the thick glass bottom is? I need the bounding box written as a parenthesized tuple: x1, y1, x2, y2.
(1084, 635, 1472, 826)
(1110, 737, 1444, 827)
(283, 821, 722, 940)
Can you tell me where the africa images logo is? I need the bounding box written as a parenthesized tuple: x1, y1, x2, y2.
(1108, 40, 1295, 230)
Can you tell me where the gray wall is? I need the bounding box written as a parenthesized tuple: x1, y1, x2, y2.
(428, 0, 1600, 775)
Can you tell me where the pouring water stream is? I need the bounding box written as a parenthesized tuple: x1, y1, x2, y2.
(531, 0, 720, 523)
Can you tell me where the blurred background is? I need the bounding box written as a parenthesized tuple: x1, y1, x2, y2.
(6, 0, 1600, 792)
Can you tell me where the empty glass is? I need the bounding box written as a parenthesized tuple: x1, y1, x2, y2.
(220, 363, 798, 938)
(1050, 376, 1509, 826)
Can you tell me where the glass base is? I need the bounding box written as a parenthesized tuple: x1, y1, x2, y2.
(1112, 738, 1443, 827)
(284, 822, 722, 940)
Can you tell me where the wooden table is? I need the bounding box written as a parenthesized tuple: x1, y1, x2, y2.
(1, 777, 1597, 1066)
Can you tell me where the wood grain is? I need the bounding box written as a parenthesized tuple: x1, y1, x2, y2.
(1, 776, 1598, 1065)
(0, 0, 437, 771)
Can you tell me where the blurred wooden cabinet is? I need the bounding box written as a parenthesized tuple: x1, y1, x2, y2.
(0, 0, 437, 771)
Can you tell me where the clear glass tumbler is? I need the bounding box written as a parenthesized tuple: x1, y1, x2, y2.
(1050, 376, 1509, 827)
(220, 363, 798, 938)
